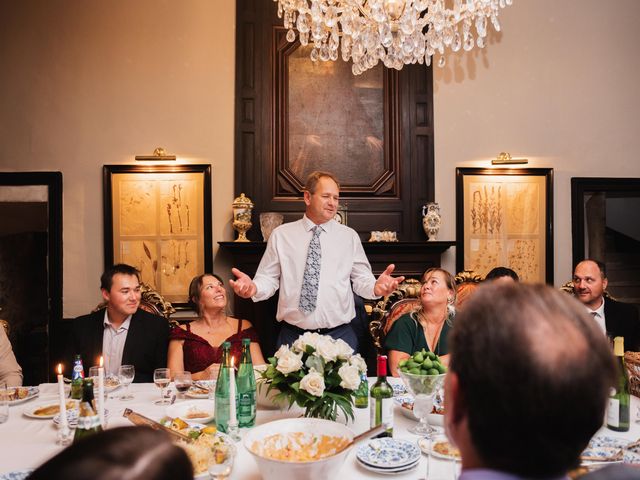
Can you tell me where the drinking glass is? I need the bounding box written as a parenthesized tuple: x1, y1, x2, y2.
(207, 442, 236, 480)
(153, 368, 171, 405)
(118, 365, 135, 400)
(174, 371, 192, 399)
(398, 370, 446, 437)
(0, 382, 9, 424)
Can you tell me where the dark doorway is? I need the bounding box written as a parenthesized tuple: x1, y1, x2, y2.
(572, 178, 640, 305)
(0, 173, 62, 384)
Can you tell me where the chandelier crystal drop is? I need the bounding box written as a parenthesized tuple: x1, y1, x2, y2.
(275, 0, 513, 75)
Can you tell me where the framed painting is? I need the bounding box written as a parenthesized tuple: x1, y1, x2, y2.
(456, 168, 554, 284)
(103, 164, 212, 308)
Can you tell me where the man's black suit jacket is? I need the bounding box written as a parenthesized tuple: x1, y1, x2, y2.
(604, 298, 640, 351)
(69, 308, 169, 383)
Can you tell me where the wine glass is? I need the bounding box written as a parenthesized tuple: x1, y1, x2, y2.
(207, 442, 236, 479)
(153, 368, 171, 405)
(118, 365, 135, 400)
(174, 371, 192, 399)
(398, 370, 446, 437)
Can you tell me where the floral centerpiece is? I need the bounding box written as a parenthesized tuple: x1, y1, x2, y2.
(259, 332, 367, 422)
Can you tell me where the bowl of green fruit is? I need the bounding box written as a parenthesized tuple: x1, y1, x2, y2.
(397, 350, 446, 436)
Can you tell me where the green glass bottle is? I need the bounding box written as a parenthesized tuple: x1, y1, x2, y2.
(370, 355, 393, 438)
(237, 338, 257, 427)
(70, 354, 84, 400)
(607, 336, 630, 432)
(355, 372, 369, 409)
(215, 342, 233, 433)
(73, 378, 102, 443)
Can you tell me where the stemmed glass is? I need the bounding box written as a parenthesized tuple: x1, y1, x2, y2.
(398, 370, 446, 437)
(153, 368, 171, 405)
(118, 365, 135, 400)
(174, 371, 193, 399)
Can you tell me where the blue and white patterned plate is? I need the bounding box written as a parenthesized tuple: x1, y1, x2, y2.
(357, 457, 420, 475)
(588, 435, 631, 449)
(581, 446, 623, 463)
(356, 438, 421, 468)
(0, 469, 34, 480)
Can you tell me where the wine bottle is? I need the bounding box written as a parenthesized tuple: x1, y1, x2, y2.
(354, 372, 369, 409)
(370, 355, 393, 437)
(237, 338, 257, 427)
(70, 354, 84, 400)
(215, 342, 232, 433)
(73, 378, 102, 443)
(607, 336, 630, 432)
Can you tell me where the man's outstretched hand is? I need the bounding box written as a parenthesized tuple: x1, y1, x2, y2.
(229, 267, 257, 298)
(373, 264, 405, 297)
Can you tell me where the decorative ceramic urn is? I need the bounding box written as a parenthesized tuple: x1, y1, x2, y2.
(422, 202, 441, 241)
(232, 193, 254, 242)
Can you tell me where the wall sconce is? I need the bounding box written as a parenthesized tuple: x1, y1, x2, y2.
(491, 152, 528, 165)
(135, 147, 176, 161)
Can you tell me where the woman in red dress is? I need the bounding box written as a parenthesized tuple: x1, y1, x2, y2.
(168, 274, 265, 380)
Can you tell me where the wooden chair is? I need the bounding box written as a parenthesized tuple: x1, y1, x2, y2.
(94, 283, 177, 326)
(454, 270, 483, 309)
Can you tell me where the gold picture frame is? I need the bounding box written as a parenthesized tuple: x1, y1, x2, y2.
(103, 165, 212, 308)
(456, 168, 554, 283)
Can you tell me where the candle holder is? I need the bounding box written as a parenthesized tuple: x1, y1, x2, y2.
(226, 419, 241, 442)
(56, 423, 73, 446)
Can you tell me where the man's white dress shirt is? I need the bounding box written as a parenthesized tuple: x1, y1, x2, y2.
(102, 311, 132, 376)
(252, 215, 377, 330)
(586, 297, 607, 337)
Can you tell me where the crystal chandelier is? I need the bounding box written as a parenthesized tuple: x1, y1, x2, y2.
(275, 0, 513, 75)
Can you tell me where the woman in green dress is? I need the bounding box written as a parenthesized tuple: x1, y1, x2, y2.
(385, 268, 457, 376)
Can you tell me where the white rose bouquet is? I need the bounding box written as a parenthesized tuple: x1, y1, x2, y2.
(259, 332, 368, 421)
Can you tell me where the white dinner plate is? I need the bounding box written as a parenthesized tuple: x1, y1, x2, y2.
(356, 438, 421, 469)
(23, 400, 79, 419)
(165, 400, 215, 425)
(418, 438, 461, 461)
(6, 387, 39, 406)
(185, 385, 211, 399)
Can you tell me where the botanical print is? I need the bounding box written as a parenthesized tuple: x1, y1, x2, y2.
(159, 180, 197, 236)
(119, 181, 156, 236)
(507, 239, 539, 282)
(120, 240, 158, 289)
(506, 183, 539, 235)
(159, 239, 198, 295)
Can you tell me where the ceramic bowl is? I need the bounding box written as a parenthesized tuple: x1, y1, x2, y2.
(243, 418, 354, 480)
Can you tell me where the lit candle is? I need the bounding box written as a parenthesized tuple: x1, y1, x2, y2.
(98, 356, 105, 427)
(229, 356, 237, 425)
(56, 364, 68, 430)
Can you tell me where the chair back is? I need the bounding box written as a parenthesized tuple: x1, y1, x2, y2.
(369, 279, 421, 352)
(454, 270, 483, 309)
(94, 283, 177, 325)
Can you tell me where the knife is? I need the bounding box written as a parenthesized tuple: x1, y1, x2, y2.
(123, 408, 193, 443)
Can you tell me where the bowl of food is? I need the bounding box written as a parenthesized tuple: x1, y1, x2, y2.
(165, 400, 215, 425)
(243, 418, 354, 480)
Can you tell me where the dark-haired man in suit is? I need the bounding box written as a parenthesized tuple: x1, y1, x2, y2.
(573, 259, 640, 350)
(69, 264, 169, 382)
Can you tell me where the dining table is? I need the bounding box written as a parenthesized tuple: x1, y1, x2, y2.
(1, 379, 639, 479)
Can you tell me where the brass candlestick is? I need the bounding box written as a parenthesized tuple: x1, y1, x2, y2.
(232, 193, 254, 242)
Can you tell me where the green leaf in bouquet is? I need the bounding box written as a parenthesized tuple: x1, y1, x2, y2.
(305, 354, 324, 373)
(304, 345, 316, 356)
(290, 381, 300, 392)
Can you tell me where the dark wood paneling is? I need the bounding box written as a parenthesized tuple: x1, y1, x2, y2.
(234, 0, 435, 242)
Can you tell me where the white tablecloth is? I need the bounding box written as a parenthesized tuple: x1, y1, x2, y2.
(1, 380, 639, 479)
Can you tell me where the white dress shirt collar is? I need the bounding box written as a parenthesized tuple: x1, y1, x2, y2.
(586, 296, 606, 336)
(302, 214, 332, 233)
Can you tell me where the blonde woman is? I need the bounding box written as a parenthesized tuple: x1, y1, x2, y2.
(385, 268, 456, 376)
(168, 274, 265, 381)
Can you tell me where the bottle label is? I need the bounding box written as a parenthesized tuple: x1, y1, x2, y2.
(77, 414, 101, 430)
(72, 363, 84, 380)
(370, 397, 393, 430)
(607, 397, 620, 427)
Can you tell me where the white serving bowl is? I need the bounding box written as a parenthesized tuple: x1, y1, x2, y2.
(165, 400, 215, 425)
(243, 418, 354, 480)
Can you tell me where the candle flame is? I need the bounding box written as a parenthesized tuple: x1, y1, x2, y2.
(57, 363, 62, 375)
(230, 356, 235, 368)
(99, 356, 104, 367)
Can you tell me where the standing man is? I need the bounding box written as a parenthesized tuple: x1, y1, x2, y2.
(230, 171, 404, 350)
(445, 283, 615, 479)
(69, 264, 169, 382)
(573, 259, 640, 350)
